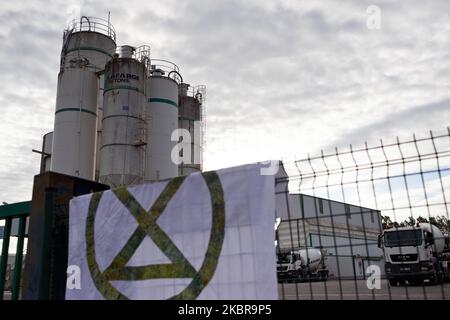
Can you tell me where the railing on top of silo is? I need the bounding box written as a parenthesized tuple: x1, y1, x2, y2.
(149, 59, 183, 84)
(67, 16, 116, 42)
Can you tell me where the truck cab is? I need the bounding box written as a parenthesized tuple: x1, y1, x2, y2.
(379, 223, 449, 286)
(276, 248, 328, 282)
(276, 251, 300, 281)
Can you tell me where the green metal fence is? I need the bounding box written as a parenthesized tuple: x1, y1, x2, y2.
(0, 201, 30, 300)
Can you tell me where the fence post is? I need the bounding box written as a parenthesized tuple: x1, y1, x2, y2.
(11, 216, 27, 300)
(352, 255, 357, 281)
(39, 187, 56, 299)
(21, 172, 109, 300)
(0, 217, 12, 300)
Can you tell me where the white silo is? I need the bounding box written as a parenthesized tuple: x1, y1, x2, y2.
(178, 84, 205, 175)
(51, 16, 116, 180)
(144, 60, 180, 181)
(99, 46, 148, 187)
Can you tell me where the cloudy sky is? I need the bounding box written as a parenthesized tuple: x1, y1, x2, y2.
(0, 0, 449, 204)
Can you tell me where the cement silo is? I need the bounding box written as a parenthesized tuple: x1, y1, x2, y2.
(178, 83, 205, 175)
(99, 45, 148, 187)
(51, 16, 116, 180)
(144, 60, 180, 181)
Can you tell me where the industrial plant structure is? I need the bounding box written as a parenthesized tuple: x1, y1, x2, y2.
(0, 15, 208, 299)
(40, 16, 205, 187)
(1, 17, 386, 299)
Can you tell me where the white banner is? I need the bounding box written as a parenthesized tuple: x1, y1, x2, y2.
(66, 163, 278, 299)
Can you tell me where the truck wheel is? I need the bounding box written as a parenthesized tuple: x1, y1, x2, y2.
(436, 272, 444, 285)
(398, 279, 406, 286)
(410, 279, 423, 286)
(389, 279, 397, 286)
(429, 271, 443, 285)
(289, 274, 296, 283)
(294, 271, 301, 283)
(429, 275, 439, 285)
(445, 273, 450, 283)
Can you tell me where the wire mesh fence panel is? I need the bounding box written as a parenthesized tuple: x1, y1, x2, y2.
(276, 128, 450, 300)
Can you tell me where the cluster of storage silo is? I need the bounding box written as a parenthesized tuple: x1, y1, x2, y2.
(41, 16, 205, 187)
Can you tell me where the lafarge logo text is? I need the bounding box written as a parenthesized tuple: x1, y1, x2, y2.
(108, 73, 140, 83)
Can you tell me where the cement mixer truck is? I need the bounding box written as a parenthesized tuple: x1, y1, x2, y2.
(276, 247, 329, 282)
(378, 223, 450, 286)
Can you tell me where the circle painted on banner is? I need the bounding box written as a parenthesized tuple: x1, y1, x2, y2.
(85, 171, 226, 300)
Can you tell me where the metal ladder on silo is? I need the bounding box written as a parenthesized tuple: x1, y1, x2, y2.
(134, 114, 147, 182)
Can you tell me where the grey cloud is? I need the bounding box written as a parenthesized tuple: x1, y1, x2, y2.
(1, 0, 450, 202)
(327, 99, 450, 151)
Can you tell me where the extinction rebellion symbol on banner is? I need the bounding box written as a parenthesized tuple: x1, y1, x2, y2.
(85, 171, 226, 300)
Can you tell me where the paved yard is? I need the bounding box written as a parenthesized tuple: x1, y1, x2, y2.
(4, 281, 449, 300)
(279, 279, 450, 300)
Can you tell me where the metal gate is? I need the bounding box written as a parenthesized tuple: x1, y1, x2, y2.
(0, 201, 30, 300)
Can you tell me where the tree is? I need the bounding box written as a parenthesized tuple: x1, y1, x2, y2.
(406, 216, 416, 227)
(417, 216, 429, 224)
(383, 215, 450, 233)
(381, 215, 399, 229)
(382, 215, 392, 229)
(431, 216, 450, 233)
(381, 215, 392, 226)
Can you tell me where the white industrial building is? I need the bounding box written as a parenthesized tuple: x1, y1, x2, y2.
(275, 171, 384, 280)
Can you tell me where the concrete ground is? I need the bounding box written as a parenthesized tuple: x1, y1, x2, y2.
(279, 279, 450, 300)
(4, 281, 449, 300)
